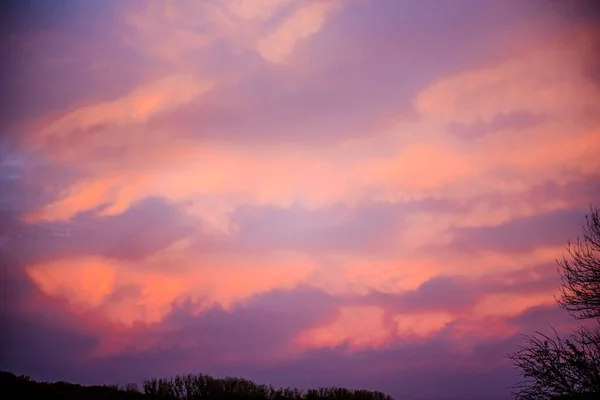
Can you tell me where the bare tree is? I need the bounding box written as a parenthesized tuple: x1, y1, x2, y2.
(557, 206, 600, 320)
(509, 206, 600, 400)
(509, 326, 600, 400)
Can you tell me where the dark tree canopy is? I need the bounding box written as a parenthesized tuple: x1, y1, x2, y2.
(0, 371, 394, 400)
(510, 326, 600, 400)
(509, 206, 600, 400)
(557, 206, 600, 320)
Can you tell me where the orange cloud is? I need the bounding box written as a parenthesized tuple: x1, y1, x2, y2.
(120, 0, 214, 67)
(120, 0, 342, 67)
(448, 315, 521, 347)
(295, 306, 390, 350)
(26, 258, 117, 310)
(25, 22, 598, 230)
(307, 255, 442, 296)
(414, 27, 600, 125)
(192, 251, 318, 311)
(360, 139, 474, 192)
(24, 250, 317, 326)
(24, 141, 362, 226)
(226, 0, 296, 21)
(7, 3, 600, 396)
(13, 4, 599, 365)
(394, 312, 453, 338)
(473, 292, 557, 318)
(257, 0, 342, 63)
(38, 74, 213, 139)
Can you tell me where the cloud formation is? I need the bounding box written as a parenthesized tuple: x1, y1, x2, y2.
(2, 1, 600, 399)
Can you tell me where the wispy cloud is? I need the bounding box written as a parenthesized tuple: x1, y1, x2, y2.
(1, 1, 599, 399)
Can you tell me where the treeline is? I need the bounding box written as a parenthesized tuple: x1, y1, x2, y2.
(0, 371, 143, 400)
(1, 371, 393, 400)
(141, 374, 392, 399)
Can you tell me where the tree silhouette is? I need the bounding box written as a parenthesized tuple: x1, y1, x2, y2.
(140, 373, 394, 399)
(2, 370, 394, 400)
(509, 206, 600, 400)
(557, 206, 600, 320)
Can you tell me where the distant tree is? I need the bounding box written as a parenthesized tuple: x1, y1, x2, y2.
(140, 373, 394, 399)
(2, 369, 394, 399)
(124, 382, 140, 393)
(1, 370, 145, 399)
(509, 206, 600, 400)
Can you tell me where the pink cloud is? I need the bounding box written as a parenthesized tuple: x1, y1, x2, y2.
(295, 306, 391, 350)
(3, 1, 600, 399)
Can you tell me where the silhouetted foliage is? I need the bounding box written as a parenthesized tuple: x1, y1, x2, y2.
(510, 326, 600, 399)
(509, 206, 600, 400)
(550, 393, 600, 400)
(1, 370, 394, 400)
(0, 371, 144, 400)
(557, 206, 600, 320)
(141, 373, 393, 399)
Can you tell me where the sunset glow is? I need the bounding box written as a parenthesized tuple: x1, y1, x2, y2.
(1, 1, 599, 399)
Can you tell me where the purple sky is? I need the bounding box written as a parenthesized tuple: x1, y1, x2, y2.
(1, 1, 600, 399)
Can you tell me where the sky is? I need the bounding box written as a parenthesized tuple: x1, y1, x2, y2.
(1, 0, 600, 399)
